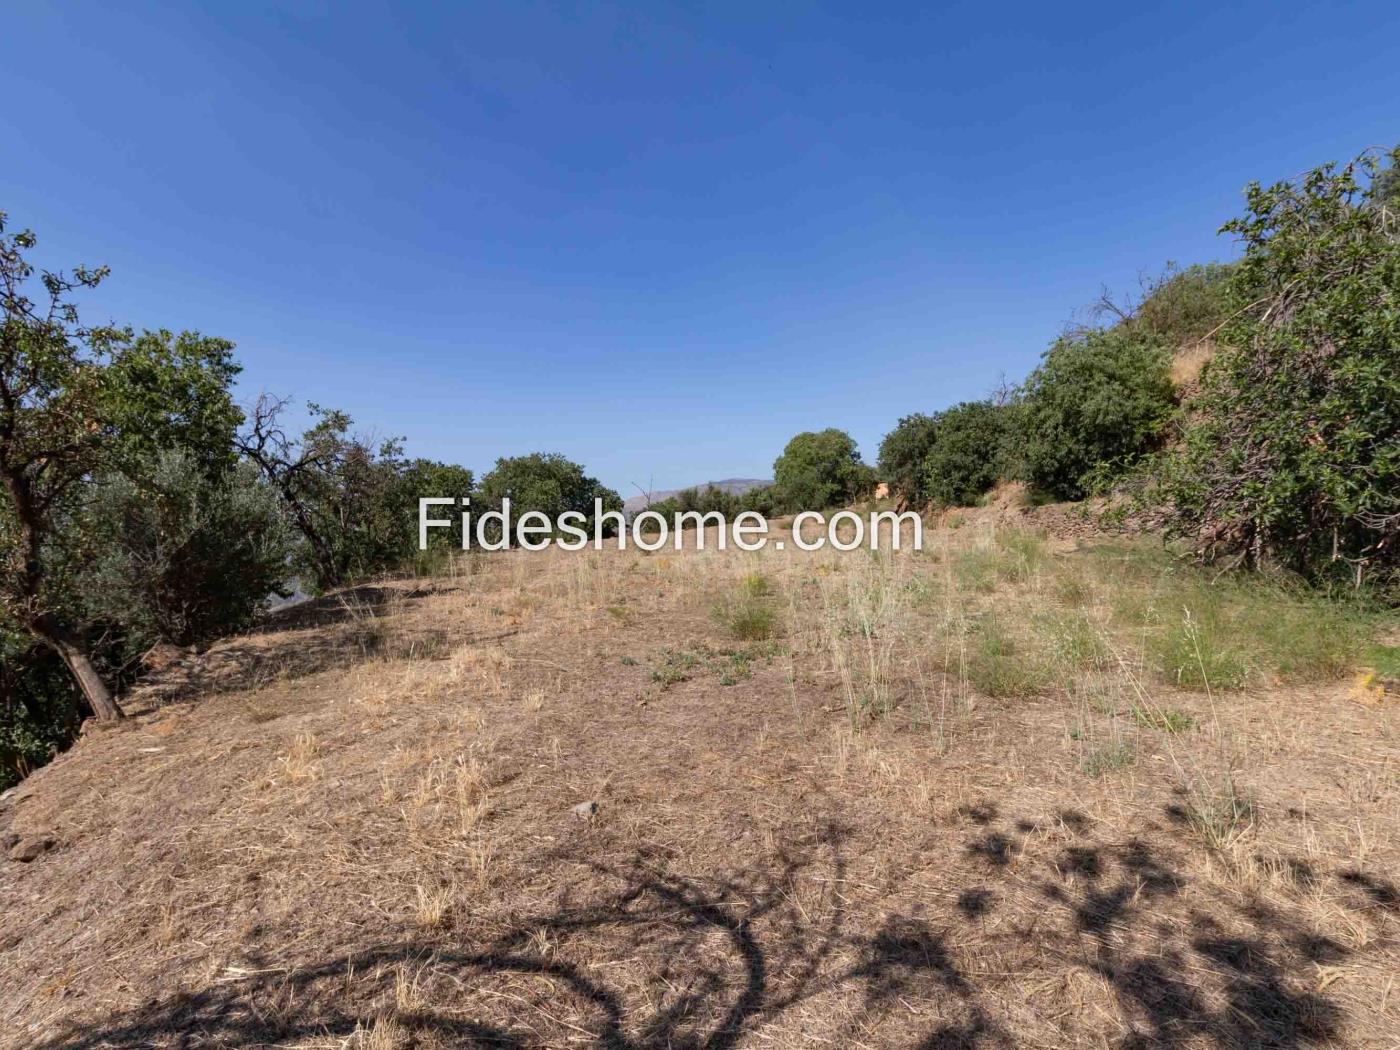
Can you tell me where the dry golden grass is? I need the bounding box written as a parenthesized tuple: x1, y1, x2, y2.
(1, 517, 1397, 1048)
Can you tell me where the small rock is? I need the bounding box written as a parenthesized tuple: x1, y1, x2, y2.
(1, 832, 19, 852)
(571, 800, 600, 822)
(9, 836, 55, 863)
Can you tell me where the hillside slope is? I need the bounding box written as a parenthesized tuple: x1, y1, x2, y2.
(2, 522, 1398, 1048)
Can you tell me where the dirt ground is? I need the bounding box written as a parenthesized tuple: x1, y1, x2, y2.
(2, 519, 1397, 1048)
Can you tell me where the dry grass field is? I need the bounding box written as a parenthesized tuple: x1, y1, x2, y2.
(2, 516, 1398, 1048)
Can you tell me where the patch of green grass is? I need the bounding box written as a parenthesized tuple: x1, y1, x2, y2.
(995, 528, 1049, 576)
(1154, 609, 1249, 691)
(1041, 611, 1108, 672)
(1079, 741, 1135, 777)
(1053, 567, 1093, 608)
(1082, 540, 1376, 688)
(712, 578, 781, 641)
(651, 648, 701, 688)
(1132, 705, 1195, 733)
(738, 572, 773, 598)
(1367, 643, 1400, 678)
(1235, 584, 1371, 682)
(964, 617, 1053, 698)
(953, 530, 1049, 594)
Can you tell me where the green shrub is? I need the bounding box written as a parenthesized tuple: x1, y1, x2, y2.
(1158, 149, 1400, 590)
(922, 401, 1015, 507)
(651, 648, 701, 688)
(713, 576, 780, 641)
(737, 484, 777, 517)
(716, 598, 779, 641)
(475, 452, 622, 546)
(877, 413, 939, 506)
(1019, 327, 1176, 500)
(81, 451, 292, 648)
(772, 429, 875, 512)
(1131, 262, 1233, 347)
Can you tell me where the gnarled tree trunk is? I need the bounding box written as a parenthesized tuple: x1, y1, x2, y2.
(34, 617, 124, 722)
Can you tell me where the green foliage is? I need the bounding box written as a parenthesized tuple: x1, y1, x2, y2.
(401, 458, 474, 569)
(1158, 151, 1400, 588)
(1369, 147, 1400, 211)
(714, 596, 779, 641)
(1, 213, 253, 724)
(1019, 327, 1176, 500)
(922, 400, 1014, 507)
(772, 429, 874, 513)
(0, 631, 77, 789)
(474, 452, 621, 544)
(737, 484, 777, 517)
(651, 647, 701, 688)
(104, 329, 243, 477)
(713, 575, 780, 641)
(240, 398, 454, 591)
(79, 451, 291, 649)
(1129, 263, 1233, 347)
(877, 413, 939, 505)
(640, 484, 743, 531)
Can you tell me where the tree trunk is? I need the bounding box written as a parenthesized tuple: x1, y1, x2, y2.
(55, 638, 123, 721)
(33, 619, 124, 722)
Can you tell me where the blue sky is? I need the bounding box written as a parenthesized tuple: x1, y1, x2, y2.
(5, 2, 1398, 494)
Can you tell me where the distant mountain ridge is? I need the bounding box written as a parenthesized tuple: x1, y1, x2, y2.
(623, 477, 769, 515)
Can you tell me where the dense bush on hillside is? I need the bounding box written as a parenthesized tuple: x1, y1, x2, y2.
(923, 401, 1016, 507)
(1158, 150, 1400, 588)
(877, 413, 939, 506)
(1, 632, 76, 787)
(1018, 328, 1176, 501)
(80, 451, 291, 649)
(1130, 263, 1233, 347)
(772, 429, 875, 513)
(240, 398, 430, 591)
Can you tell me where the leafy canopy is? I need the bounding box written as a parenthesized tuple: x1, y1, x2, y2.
(1019, 327, 1176, 501)
(923, 401, 1013, 508)
(772, 429, 874, 513)
(1159, 149, 1400, 587)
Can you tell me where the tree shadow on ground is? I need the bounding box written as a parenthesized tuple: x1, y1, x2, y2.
(129, 620, 518, 709)
(32, 809, 1397, 1049)
(257, 583, 436, 633)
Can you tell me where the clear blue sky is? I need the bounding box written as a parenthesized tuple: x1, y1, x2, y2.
(5, 2, 1398, 494)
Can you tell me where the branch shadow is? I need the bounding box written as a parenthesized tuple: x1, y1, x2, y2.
(31, 804, 1393, 1049)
